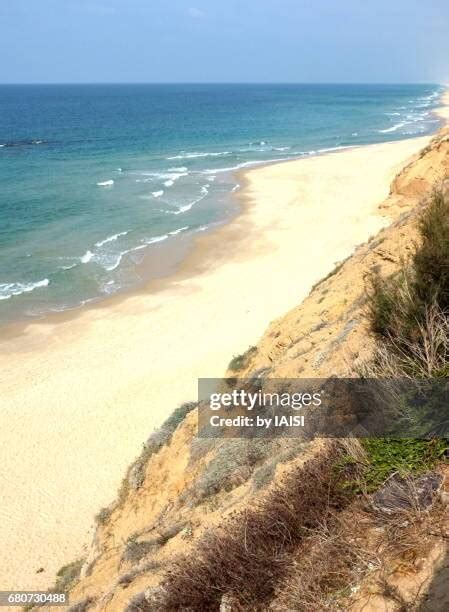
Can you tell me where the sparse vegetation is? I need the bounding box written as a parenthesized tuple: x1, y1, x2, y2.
(122, 523, 186, 565)
(341, 438, 447, 494)
(95, 505, 113, 525)
(128, 401, 198, 490)
(369, 187, 449, 372)
(54, 558, 85, 593)
(187, 439, 273, 503)
(155, 445, 351, 609)
(359, 186, 449, 493)
(228, 346, 257, 371)
(118, 560, 160, 588)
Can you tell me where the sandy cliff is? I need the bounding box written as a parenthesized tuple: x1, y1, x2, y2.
(54, 123, 449, 611)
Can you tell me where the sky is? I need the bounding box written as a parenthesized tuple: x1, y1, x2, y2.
(0, 0, 448, 84)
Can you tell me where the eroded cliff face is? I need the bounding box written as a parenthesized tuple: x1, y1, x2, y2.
(63, 128, 449, 611)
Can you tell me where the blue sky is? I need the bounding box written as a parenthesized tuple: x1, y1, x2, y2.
(1, 0, 448, 83)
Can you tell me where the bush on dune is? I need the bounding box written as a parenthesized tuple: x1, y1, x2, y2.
(369, 186, 449, 377)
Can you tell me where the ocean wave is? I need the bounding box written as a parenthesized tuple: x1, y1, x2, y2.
(202, 159, 265, 175)
(163, 183, 210, 215)
(166, 151, 231, 160)
(167, 166, 188, 172)
(378, 122, 406, 134)
(137, 170, 188, 188)
(80, 250, 94, 263)
(97, 179, 114, 187)
(170, 203, 195, 215)
(95, 228, 189, 273)
(0, 278, 50, 301)
(106, 234, 170, 269)
(152, 190, 164, 198)
(169, 226, 189, 236)
(95, 230, 129, 248)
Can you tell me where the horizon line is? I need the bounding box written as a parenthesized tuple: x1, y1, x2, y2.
(0, 81, 445, 87)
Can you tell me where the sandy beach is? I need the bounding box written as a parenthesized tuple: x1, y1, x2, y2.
(0, 124, 442, 590)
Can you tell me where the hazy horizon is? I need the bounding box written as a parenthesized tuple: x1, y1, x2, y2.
(0, 81, 446, 86)
(1, 1, 448, 84)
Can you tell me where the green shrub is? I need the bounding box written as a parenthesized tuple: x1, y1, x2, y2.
(228, 346, 257, 371)
(360, 438, 448, 493)
(368, 187, 449, 376)
(54, 559, 85, 593)
(414, 189, 449, 312)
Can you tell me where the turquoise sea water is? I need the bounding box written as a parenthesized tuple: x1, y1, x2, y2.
(0, 84, 443, 324)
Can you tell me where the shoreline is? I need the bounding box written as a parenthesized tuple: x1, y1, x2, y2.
(1, 98, 446, 337)
(0, 95, 448, 591)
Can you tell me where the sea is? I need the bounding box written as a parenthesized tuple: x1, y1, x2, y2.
(0, 83, 444, 325)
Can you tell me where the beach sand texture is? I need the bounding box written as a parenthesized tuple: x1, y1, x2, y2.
(0, 131, 437, 590)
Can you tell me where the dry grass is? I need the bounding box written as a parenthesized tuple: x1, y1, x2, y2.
(368, 186, 449, 378)
(271, 511, 377, 611)
(147, 444, 352, 610)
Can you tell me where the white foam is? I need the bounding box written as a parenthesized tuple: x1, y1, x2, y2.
(146, 234, 169, 245)
(80, 250, 94, 264)
(316, 145, 355, 154)
(166, 151, 231, 160)
(167, 166, 188, 172)
(97, 179, 114, 187)
(164, 183, 210, 215)
(171, 203, 195, 214)
(164, 179, 174, 187)
(152, 190, 164, 198)
(95, 230, 128, 248)
(169, 226, 189, 236)
(0, 278, 50, 301)
(379, 122, 406, 134)
(104, 233, 172, 271)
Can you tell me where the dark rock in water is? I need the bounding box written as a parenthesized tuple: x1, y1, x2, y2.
(372, 471, 442, 515)
(1, 139, 45, 148)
